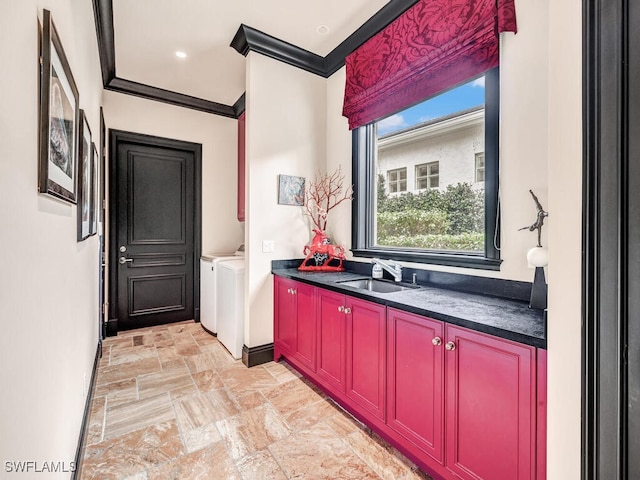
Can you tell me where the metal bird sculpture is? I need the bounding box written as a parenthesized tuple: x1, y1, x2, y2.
(519, 190, 548, 247)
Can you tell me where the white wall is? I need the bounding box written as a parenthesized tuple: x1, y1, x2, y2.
(0, 0, 102, 476)
(244, 52, 327, 347)
(102, 91, 243, 256)
(546, 0, 582, 477)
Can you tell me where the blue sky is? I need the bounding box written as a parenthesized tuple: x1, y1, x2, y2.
(377, 76, 486, 136)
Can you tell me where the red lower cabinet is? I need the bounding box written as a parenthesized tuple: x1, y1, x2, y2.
(274, 277, 297, 357)
(316, 289, 347, 394)
(445, 325, 536, 480)
(387, 308, 445, 464)
(316, 290, 386, 421)
(273, 277, 316, 373)
(273, 280, 545, 480)
(345, 297, 386, 421)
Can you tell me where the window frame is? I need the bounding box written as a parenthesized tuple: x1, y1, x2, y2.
(387, 167, 407, 193)
(475, 152, 485, 183)
(415, 161, 440, 190)
(351, 67, 501, 270)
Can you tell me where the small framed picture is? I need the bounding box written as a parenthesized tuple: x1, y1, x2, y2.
(38, 9, 80, 203)
(76, 111, 92, 241)
(90, 142, 99, 236)
(278, 174, 305, 206)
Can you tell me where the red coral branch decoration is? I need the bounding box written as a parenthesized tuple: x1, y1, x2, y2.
(301, 166, 353, 231)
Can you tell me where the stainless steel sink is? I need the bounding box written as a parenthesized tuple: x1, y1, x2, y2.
(337, 278, 419, 293)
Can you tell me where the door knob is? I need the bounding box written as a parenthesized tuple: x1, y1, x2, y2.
(445, 341, 456, 351)
(119, 257, 133, 265)
(432, 337, 442, 346)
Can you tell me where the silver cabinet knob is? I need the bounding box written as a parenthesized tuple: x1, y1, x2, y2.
(432, 337, 442, 346)
(292, 289, 296, 295)
(338, 305, 345, 312)
(445, 341, 456, 351)
(344, 308, 352, 314)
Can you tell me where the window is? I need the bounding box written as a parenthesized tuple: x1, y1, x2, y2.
(352, 68, 500, 270)
(416, 162, 439, 189)
(387, 168, 407, 193)
(475, 153, 485, 183)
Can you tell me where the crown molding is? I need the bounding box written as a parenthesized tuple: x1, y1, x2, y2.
(324, 0, 419, 76)
(92, 0, 239, 118)
(106, 78, 237, 117)
(233, 93, 246, 117)
(230, 24, 326, 76)
(92, 0, 116, 86)
(231, 0, 419, 78)
(92, 0, 418, 117)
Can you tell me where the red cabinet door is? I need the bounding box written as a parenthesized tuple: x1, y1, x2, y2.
(445, 325, 536, 480)
(274, 277, 296, 357)
(346, 297, 386, 420)
(387, 308, 445, 464)
(292, 281, 316, 373)
(316, 289, 346, 394)
(237, 112, 245, 222)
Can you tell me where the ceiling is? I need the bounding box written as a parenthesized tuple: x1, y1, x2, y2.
(94, 0, 418, 117)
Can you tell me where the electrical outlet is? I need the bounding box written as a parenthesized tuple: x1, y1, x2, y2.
(262, 240, 275, 253)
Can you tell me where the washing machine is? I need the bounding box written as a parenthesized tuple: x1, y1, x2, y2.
(216, 258, 245, 359)
(200, 245, 243, 335)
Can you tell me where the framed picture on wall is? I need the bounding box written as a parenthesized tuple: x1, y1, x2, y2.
(278, 174, 305, 206)
(90, 142, 99, 236)
(76, 111, 92, 241)
(38, 9, 79, 203)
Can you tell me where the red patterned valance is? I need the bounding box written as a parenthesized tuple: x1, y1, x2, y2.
(342, 0, 517, 130)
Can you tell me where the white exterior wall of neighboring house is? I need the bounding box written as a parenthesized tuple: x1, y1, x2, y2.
(377, 108, 484, 193)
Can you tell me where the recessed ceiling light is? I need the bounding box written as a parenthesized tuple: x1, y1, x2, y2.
(175, 51, 187, 59)
(316, 25, 330, 35)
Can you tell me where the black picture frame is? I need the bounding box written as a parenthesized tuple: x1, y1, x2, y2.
(38, 9, 79, 203)
(90, 142, 99, 236)
(77, 111, 92, 241)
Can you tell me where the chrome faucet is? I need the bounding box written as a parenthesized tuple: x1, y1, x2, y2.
(371, 258, 403, 282)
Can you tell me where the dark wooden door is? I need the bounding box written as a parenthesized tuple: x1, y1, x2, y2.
(109, 130, 201, 332)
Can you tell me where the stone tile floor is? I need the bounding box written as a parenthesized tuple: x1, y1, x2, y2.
(79, 320, 432, 479)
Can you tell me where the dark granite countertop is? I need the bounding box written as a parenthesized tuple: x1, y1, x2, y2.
(272, 267, 546, 349)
